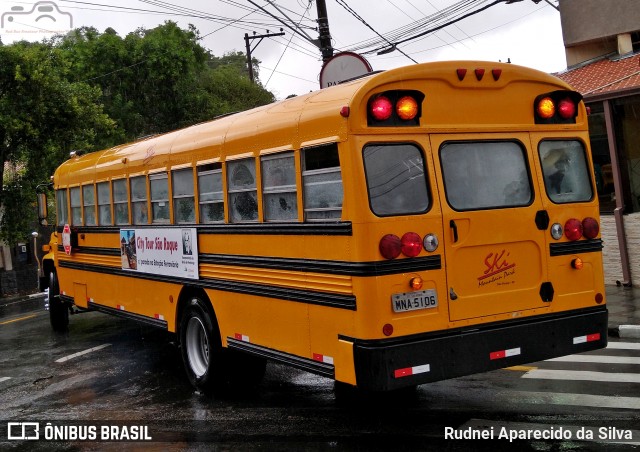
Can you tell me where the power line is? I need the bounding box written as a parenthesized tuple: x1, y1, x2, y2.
(334, 0, 418, 64)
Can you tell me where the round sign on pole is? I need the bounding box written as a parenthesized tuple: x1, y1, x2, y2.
(62, 224, 72, 255)
(320, 52, 373, 89)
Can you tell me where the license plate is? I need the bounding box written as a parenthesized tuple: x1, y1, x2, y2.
(392, 289, 438, 313)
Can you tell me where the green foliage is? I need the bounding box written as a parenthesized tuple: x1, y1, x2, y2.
(1, 22, 276, 245)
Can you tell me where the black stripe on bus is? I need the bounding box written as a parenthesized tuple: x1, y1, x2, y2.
(199, 254, 442, 276)
(227, 337, 335, 379)
(58, 246, 442, 276)
(549, 239, 603, 257)
(56, 222, 353, 236)
(57, 260, 357, 311)
(88, 301, 169, 329)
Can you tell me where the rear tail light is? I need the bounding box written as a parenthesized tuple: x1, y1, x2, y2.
(564, 218, 583, 241)
(556, 217, 599, 241)
(582, 217, 599, 239)
(401, 232, 422, 257)
(380, 234, 401, 260)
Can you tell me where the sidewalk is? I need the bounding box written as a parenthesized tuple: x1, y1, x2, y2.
(1, 287, 639, 337)
(605, 285, 640, 338)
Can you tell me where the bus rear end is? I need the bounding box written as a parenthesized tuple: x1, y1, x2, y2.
(343, 61, 607, 391)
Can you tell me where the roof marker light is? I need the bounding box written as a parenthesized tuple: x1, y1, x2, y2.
(340, 106, 350, 117)
(492, 69, 502, 81)
(475, 68, 485, 81)
(456, 68, 467, 81)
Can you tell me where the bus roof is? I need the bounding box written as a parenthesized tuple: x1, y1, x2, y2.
(54, 60, 575, 187)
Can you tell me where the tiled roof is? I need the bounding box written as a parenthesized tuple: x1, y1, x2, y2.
(554, 53, 640, 97)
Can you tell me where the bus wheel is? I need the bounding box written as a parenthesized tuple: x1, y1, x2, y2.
(179, 297, 223, 394)
(48, 271, 69, 332)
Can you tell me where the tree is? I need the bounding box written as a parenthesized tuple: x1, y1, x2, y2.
(0, 42, 116, 244)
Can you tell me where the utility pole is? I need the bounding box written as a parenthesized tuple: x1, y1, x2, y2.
(244, 29, 285, 83)
(315, 0, 334, 62)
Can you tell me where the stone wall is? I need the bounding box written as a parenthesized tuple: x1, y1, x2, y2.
(601, 212, 640, 286)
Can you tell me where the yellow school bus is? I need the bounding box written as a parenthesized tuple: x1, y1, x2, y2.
(38, 61, 607, 392)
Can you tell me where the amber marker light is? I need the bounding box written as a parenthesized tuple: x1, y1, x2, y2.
(396, 96, 419, 120)
(410, 277, 423, 290)
(537, 97, 555, 119)
(571, 258, 584, 270)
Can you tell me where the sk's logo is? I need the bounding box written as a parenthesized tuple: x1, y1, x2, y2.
(478, 249, 516, 282)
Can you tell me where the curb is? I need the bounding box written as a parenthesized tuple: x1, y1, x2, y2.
(618, 325, 640, 339)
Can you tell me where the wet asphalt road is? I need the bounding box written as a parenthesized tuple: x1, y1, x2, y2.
(0, 297, 639, 451)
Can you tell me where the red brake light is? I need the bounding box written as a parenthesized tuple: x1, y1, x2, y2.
(564, 218, 583, 241)
(558, 98, 576, 119)
(582, 217, 599, 239)
(380, 234, 401, 259)
(370, 96, 393, 121)
(537, 97, 555, 119)
(396, 96, 418, 121)
(401, 232, 422, 257)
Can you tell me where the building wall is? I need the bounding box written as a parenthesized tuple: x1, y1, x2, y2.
(559, 0, 640, 47)
(601, 212, 640, 286)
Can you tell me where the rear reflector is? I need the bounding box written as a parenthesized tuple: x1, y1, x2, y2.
(490, 347, 521, 360)
(394, 364, 430, 378)
(573, 333, 600, 344)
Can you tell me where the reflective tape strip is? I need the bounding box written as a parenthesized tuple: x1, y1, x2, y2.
(234, 333, 250, 342)
(490, 347, 521, 360)
(116, 305, 125, 311)
(573, 333, 601, 344)
(394, 364, 430, 378)
(154, 314, 165, 320)
(312, 353, 334, 365)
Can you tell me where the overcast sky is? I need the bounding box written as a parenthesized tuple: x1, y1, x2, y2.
(1, 0, 566, 99)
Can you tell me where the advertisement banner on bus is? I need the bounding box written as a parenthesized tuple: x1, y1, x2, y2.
(119, 228, 198, 279)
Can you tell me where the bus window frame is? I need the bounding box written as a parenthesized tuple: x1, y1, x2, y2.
(56, 188, 69, 227)
(150, 172, 170, 224)
(130, 175, 149, 225)
(362, 141, 431, 217)
(112, 178, 130, 225)
(172, 168, 196, 224)
(302, 143, 343, 222)
(537, 138, 595, 205)
(439, 139, 535, 212)
(261, 151, 298, 222)
(69, 186, 82, 226)
(97, 180, 112, 226)
(197, 163, 225, 224)
(227, 157, 259, 223)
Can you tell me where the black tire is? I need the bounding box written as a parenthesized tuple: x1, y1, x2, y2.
(179, 296, 225, 394)
(179, 296, 267, 395)
(48, 271, 69, 332)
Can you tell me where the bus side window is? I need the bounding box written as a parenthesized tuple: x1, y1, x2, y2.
(83, 184, 97, 226)
(56, 189, 69, 226)
(173, 168, 195, 223)
(227, 158, 258, 222)
(130, 176, 148, 225)
(302, 143, 343, 221)
(150, 173, 170, 224)
(70, 187, 82, 225)
(262, 152, 297, 221)
(113, 179, 129, 225)
(97, 182, 112, 226)
(198, 163, 224, 223)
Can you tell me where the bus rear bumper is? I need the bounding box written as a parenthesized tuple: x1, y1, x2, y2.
(350, 307, 608, 392)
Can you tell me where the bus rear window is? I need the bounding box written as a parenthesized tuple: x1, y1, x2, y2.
(440, 141, 532, 211)
(363, 143, 430, 216)
(539, 140, 593, 204)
